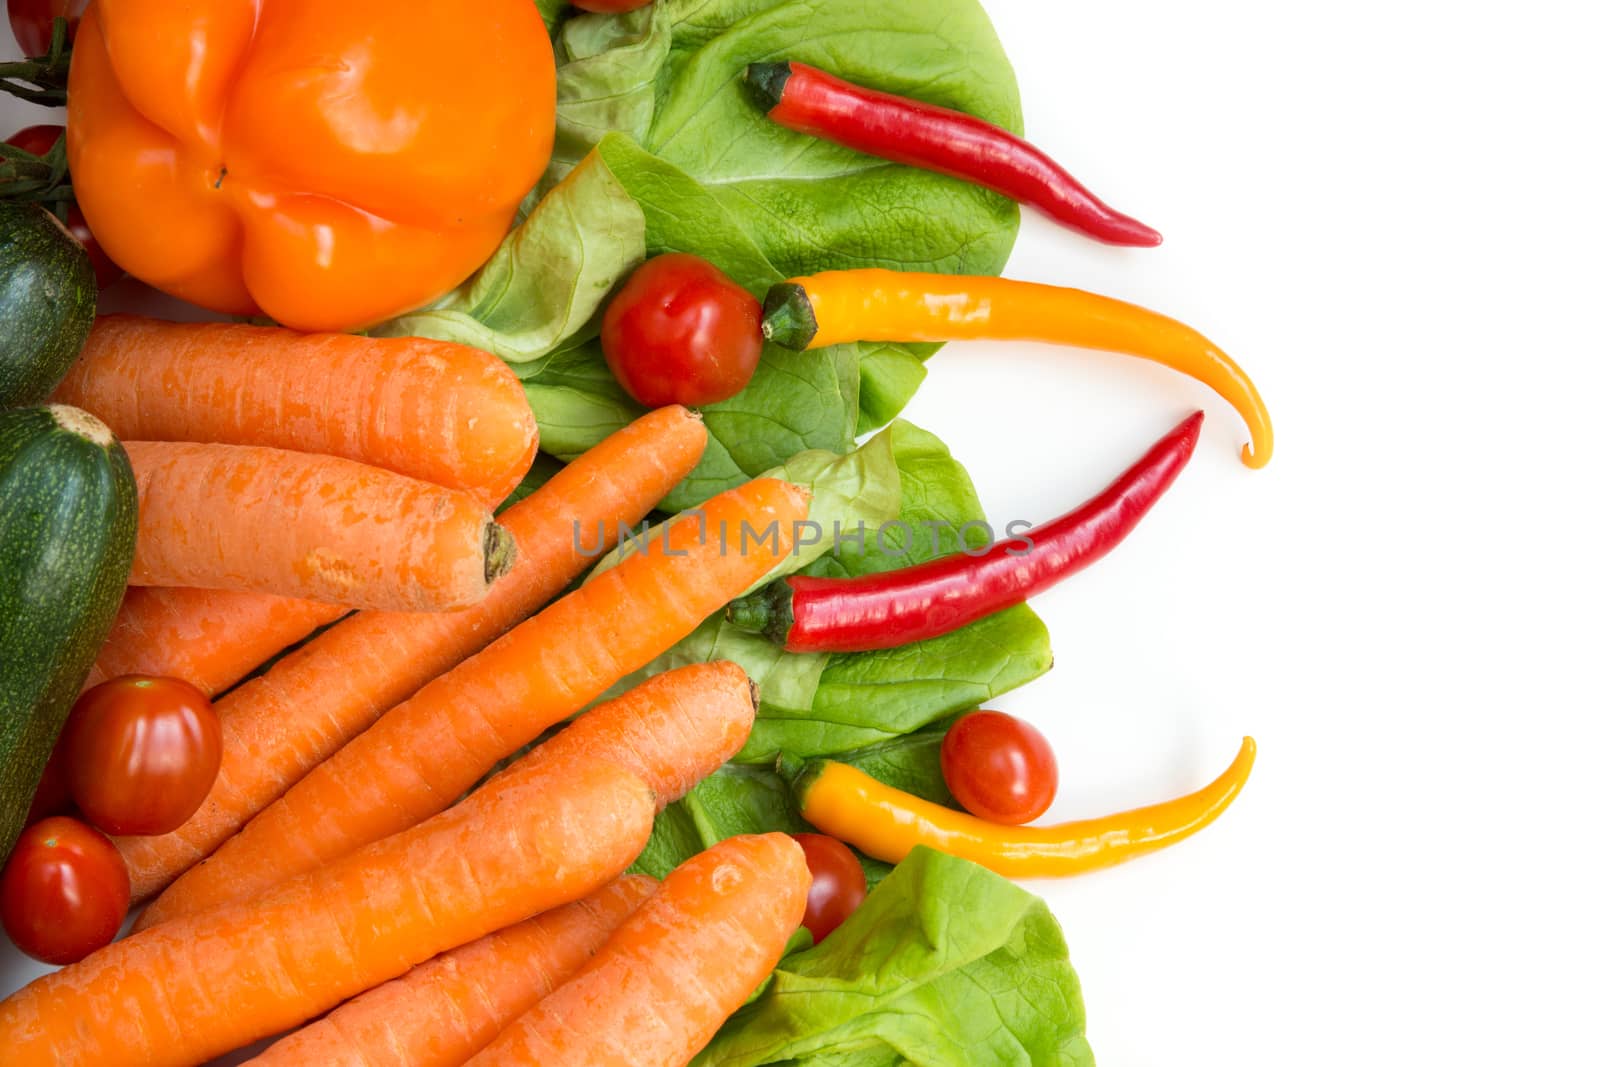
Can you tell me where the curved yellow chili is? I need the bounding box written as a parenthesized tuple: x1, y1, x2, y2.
(763, 269, 1273, 469)
(795, 736, 1256, 877)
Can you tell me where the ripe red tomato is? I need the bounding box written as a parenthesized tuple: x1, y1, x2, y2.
(62, 676, 223, 837)
(940, 711, 1059, 825)
(4, 125, 126, 289)
(6, 0, 86, 56)
(570, 0, 654, 10)
(1, 817, 130, 965)
(791, 832, 867, 943)
(601, 253, 764, 408)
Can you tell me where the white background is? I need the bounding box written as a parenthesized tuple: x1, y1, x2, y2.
(5, 1, 1599, 1064)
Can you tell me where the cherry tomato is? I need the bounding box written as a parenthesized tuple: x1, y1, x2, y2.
(4, 125, 126, 289)
(601, 253, 764, 408)
(1, 817, 130, 964)
(4, 122, 61, 158)
(570, 0, 654, 10)
(62, 676, 223, 837)
(7, 0, 86, 56)
(791, 832, 867, 943)
(940, 711, 1059, 825)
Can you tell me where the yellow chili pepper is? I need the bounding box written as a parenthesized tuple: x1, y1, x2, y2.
(762, 269, 1274, 469)
(794, 736, 1256, 877)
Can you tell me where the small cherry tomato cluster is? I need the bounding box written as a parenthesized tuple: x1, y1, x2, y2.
(1, 677, 222, 964)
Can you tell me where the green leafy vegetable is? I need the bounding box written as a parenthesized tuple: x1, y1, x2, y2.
(835, 722, 957, 808)
(629, 722, 952, 889)
(376, 151, 645, 365)
(534, 0, 566, 33)
(384, 0, 1022, 504)
(632, 763, 806, 881)
(693, 847, 1095, 1067)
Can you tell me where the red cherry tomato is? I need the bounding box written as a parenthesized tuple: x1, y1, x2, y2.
(601, 253, 764, 408)
(6, 0, 86, 55)
(4, 122, 61, 158)
(570, 0, 654, 10)
(62, 676, 223, 837)
(940, 711, 1059, 825)
(4, 125, 126, 289)
(1, 817, 129, 965)
(791, 832, 867, 943)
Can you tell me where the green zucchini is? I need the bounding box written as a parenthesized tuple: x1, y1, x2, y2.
(1, 405, 137, 861)
(0, 201, 96, 408)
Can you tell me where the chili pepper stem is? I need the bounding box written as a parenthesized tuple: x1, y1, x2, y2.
(760, 283, 819, 350)
(724, 581, 794, 642)
(744, 63, 793, 112)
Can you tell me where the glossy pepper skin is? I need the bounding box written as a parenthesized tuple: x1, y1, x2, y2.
(729, 411, 1203, 654)
(763, 269, 1274, 468)
(794, 737, 1255, 877)
(746, 61, 1160, 248)
(65, 0, 555, 332)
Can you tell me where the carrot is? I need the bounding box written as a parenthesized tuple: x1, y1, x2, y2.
(124, 441, 516, 612)
(116, 406, 708, 903)
(83, 588, 348, 697)
(0, 759, 656, 1067)
(52, 315, 539, 505)
(137, 478, 808, 926)
(466, 834, 810, 1067)
(518, 660, 758, 811)
(245, 876, 657, 1067)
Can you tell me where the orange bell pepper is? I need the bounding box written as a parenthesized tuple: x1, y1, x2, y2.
(65, 0, 555, 332)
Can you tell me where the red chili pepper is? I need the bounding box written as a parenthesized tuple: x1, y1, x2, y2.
(727, 412, 1202, 653)
(744, 61, 1162, 248)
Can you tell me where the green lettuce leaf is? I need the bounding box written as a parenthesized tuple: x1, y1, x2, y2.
(375, 151, 645, 365)
(535, 0, 566, 32)
(694, 847, 1095, 1067)
(384, 0, 1022, 502)
(628, 721, 952, 889)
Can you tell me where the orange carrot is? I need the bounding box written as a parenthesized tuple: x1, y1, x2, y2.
(245, 876, 657, 1067)
(138, 478, 808, 926)
(116, 407, 708, 903)
(124, 441, 515, 612)
(466, 834, 810, 1067)
(83, 588, 348, 697)
(0, 760, 655, 1067)
(519, 660, 757, 812)
(53, 315, 539, 505)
